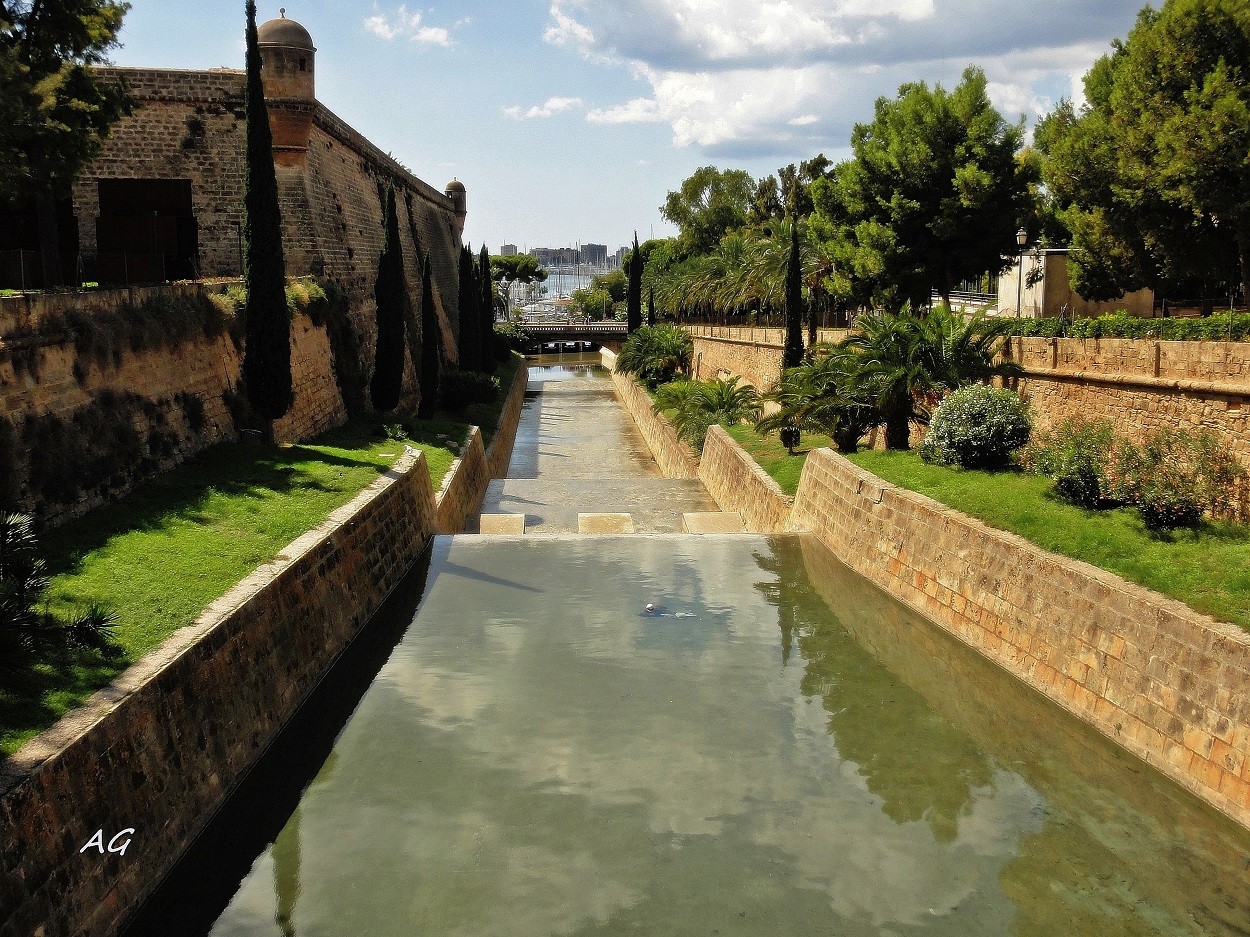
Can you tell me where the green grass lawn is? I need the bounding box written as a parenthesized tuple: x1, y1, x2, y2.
(0, 415, 469, 756)
(847, 450, 1250, 632)
(725, 423, 836, 496)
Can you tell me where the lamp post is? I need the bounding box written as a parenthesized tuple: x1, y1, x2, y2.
(1015, 227, 1028, 318)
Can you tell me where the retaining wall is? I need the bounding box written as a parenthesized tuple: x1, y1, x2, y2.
(790, 448, 1250, 830)
(486, 359, 530, 478)
(697, 425, 794, 533)
(608, 368, 700, 479)
(435, 428, 490, 535)
(0, 452, 440, 937)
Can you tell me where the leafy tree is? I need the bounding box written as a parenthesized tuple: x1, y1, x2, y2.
(1036, 0, 1250, 301)
(0, 0, 132, 286)
(478, 243, 495, 369)
(783, 219, 804, 369)
(490, 253, 548, 314)
(661, 165, 755, 255)
(814, 67, 1032, 310)
(590, 267, 627, 302)
(417, 254, 441, 420)
(570, 286, 614, 319)
(457, 245, 480, 372)
(369, 184, 406, 412)
(626, 231, 643, 333)
(241, 0, 292, 425)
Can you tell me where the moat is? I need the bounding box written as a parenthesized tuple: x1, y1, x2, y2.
(125, 359, 1250, 936)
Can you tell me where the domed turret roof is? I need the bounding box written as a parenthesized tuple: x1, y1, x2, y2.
(445, 179, 466, 194)
(258, 10, 315, 51)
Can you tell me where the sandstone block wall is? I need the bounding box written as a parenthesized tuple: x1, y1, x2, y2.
(790, 448, 1250, 830)
(0, 281, 346, 522)
(698, 425, 794, 533)
(436, 428, 489, 534)
(688, 326, 851, 391)
(609, 368, 700, 479)
(0, 451, 439, 937)
(1010, 336, 1250, 466)
(486, 360, 531, 479)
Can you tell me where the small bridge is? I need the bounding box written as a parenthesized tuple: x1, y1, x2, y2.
(521, 321, 628, 351)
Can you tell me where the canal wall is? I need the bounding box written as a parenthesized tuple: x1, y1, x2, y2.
(0, 452, 440, 937)
(789, 448, 1250, 830)
(486, 358, 530, 478)
(698, 425, 793, 533)
(608, 367, 700, 479)
(686, 327, 1250, 466)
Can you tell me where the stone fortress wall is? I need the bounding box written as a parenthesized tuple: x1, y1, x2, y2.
(0, 13, 468, 521)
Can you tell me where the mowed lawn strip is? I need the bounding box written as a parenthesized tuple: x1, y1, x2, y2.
(847, 450, 1250, 632)
(0, 417, 465, 756)
(724, 428, 1250, 631)
(724, 423, 836, 496)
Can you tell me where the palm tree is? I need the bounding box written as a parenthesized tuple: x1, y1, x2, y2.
(615, 323, 694, 389)
(654, 377, 762, 449)
(758, 346, 876, 453)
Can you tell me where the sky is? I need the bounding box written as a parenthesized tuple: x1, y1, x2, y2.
(111, 1, 1147, 254)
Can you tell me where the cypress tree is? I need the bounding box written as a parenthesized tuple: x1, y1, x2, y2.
(479, 244, 495, 370)
(647, 285, 656, 327)
(241, 0, 292, 425)
(418, 254, 441, 420)
(783, 220, 804, 370)
(458, 245, 480, 372)
(370, 184, 407, 412)
(626, 232, 643, 333)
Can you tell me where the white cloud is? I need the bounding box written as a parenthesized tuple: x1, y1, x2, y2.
(544, 1, 1140, 155)
(586, 97, 664, 125)
(544, 4, 595, 49)
(364, 5, 454, 46)
(504, 96, 586, 120)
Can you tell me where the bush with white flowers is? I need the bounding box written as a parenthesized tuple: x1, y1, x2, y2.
(920, 384, 1031, 469)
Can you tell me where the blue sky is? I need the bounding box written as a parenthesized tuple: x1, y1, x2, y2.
(112, 1, 1146, 254)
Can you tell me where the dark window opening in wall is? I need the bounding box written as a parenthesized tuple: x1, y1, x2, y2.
(299, 58, 306, 71)
(95, 179, 200, 285)
(0, 197, 79, 289)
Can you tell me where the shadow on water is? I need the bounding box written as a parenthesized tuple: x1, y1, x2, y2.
(121, 546, 437, 937)
(760, 536, 1250, 934)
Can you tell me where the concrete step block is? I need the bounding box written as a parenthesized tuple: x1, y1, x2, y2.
(682, 512, 747, 534)
(578, 513, 636, 534)
(479, 513, 526, 535)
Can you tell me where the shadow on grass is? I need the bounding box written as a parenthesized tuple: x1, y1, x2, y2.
(0, 648, 126, 757)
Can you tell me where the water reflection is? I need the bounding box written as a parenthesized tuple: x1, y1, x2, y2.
(128, 535, 1250, 936)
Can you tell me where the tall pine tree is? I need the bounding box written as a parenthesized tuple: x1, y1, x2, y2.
(370, 184, 406, 412)
(458, 245, 480, 372)
(479, 244, 495, 370)
(241, 0, 292, 425)
(626, 232, 643, 333)
(647, 285, 656, 327)
(783, 219, 804, 370)
(418, 253, 441, 419)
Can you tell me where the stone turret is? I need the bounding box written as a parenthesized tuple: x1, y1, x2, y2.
(445, 178, 467, 240)
(258, 9, 315, 167)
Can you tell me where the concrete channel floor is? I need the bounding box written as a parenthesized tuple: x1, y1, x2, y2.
(476, 364, 719, 534)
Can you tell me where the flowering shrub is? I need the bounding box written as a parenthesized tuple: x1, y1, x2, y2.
(1107, 429, 1247, 532)
(1022, 419, 1117, 508)
(920, 385, 1031, 468)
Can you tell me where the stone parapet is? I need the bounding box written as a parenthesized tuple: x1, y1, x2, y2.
(486, 359, 530, 478)
(697, 425, 794, 533)
(790, 448, 1250, 831)
(0, 451, 440, 937)
(435, 427, 489, 534)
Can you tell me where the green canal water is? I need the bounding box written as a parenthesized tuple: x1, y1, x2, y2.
(127, 534, 1250, 936)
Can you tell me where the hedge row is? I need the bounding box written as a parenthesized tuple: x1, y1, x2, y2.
(1004, 311, 1250, 342)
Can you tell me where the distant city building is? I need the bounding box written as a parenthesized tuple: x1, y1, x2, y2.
(581, 243, 608, 266)
(613, 246, 628, 268)
(500, 244, 518, 257)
